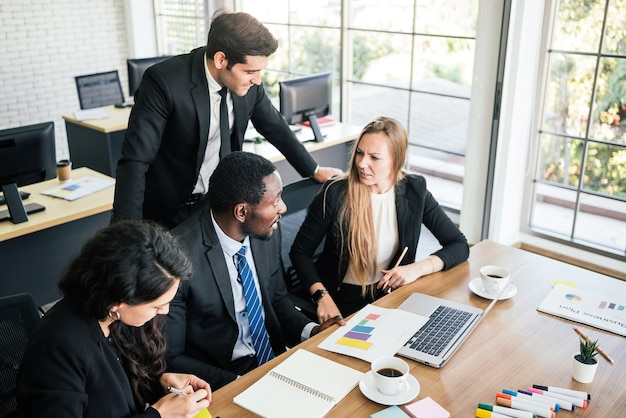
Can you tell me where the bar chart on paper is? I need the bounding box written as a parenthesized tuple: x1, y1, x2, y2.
(318, 304, 427, 363)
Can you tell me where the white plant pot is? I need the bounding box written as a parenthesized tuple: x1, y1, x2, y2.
(572, 353, 598, 383)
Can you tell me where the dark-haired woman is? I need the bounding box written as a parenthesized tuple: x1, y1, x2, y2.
(17, 221, 211, 418)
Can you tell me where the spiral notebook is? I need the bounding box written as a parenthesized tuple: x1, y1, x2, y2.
(233, 349, 363, 418)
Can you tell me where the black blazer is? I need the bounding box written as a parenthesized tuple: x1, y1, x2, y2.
(113, 47, 317, 226)
(165, 209, 311, 390)
(290, 175, 470, 296)
(16, 299, 160, 418)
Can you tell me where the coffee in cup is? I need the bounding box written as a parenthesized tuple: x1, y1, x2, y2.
(479, 265, 510, 294)
(371, 356, 410, 396)
(57, 159, 72, 182)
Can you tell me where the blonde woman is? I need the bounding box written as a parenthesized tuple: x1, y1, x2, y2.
(290, 116, 469, 322)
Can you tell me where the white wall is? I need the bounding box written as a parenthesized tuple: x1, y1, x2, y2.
(0, 0, 129, 160)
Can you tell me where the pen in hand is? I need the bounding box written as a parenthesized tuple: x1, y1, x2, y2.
(383, 246, 408, 293)
(167, 386, 187, 396)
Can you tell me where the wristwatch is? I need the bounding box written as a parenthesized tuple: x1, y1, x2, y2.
(311, 289, 329, 305)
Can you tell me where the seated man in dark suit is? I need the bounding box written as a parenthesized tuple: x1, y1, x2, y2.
(164, 151, 344, 390)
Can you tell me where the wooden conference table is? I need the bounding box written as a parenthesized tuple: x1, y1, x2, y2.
(0, 167, 114, 306)
(209, 240, 626, 417)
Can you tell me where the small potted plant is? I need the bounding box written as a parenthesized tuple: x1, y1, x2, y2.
(572, 336, 599, 383)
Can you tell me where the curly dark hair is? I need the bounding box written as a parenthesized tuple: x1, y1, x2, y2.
(209, 151, 276, 213)
(206, 10, 278, 69)
(58, 220, 193, 405)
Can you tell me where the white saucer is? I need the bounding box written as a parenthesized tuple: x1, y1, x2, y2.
(469, 277, 517, 300)
(359, 371, 420, 405)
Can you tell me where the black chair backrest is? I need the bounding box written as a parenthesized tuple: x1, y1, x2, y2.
(279, 179, 325, 321)
(75, 70, 125, 109)
(0, 293, 40, 418)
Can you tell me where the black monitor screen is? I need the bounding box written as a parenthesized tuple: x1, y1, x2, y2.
(75, 70, 125, 110)
(279, 72, 331, 125)
(279, 72, 332, 142)
(127, 56, 172, 96)
(0, 122, 56, 187)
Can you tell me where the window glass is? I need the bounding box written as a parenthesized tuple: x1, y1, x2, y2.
(541, 53, 596, 139)
(411, 36, 474, 94)
(551, 0, 604, 53)
(348, 83, 410, 127)
(350, 0, 413, 32)
(589, 57, 626, 144)
(349, 30, 411, 88)
(414, 1, 478, 38)
(290, 1, 341, 26)
(530, 0, 626, 256)
(603, 0, 626, 54)
(530, 184, 577, 239)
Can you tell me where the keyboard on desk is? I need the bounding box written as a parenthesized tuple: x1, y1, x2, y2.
(404, 305, 473, 356)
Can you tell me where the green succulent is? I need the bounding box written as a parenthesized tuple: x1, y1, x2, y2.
(578, 336, 599, 364)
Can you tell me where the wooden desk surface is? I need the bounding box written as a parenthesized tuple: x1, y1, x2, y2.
(62, 105, 131, 133)
(0, 167, 114, 242)
(208, 240, 626, 417)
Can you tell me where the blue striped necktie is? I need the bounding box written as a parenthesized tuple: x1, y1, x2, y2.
(235, 246, 275, 365)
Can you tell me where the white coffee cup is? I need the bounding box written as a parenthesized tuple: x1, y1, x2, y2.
(371, 356, 410, 396)
(479, 265, 511, 294)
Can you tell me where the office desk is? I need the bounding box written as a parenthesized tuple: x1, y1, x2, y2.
(243, 123, 360, 185)
(63, 105, 359, 182)
(0, 168, 114, 306)
(62, 106, 131, 177)
(208, 240, 626, 417)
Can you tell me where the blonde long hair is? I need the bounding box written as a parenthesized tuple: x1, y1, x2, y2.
(328, 116, 408, 295)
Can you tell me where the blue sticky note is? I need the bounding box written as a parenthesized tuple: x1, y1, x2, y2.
(370, 405, 410, 418)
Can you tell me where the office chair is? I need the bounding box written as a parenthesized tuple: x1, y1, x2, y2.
(279, 178, 324, 321)
(75, 70, 125, 109)
(0, 293, 41, 418)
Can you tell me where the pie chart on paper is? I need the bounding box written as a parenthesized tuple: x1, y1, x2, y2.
(565, 293, 582, 302)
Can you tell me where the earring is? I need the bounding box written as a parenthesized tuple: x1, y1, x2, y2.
(108, 310, 121, 321)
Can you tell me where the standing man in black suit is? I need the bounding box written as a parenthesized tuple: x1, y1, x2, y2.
(112, 10, 342, 228)
(164, 151, 344, 390)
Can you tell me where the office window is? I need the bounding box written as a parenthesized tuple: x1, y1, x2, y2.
(239, 0, 477, 213)
(153, 0, 228, 55)
(531, 0, 626, 256)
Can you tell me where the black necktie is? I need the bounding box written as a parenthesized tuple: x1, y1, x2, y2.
(219, 87, 231, 156)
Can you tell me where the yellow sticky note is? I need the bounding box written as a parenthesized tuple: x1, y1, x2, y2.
(552, 280, 576, 288)
(194, 408, 212, 418)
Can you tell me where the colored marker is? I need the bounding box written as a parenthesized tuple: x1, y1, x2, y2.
(502, 389, 559, 411)
(497, 393, 554, 412)
(519, 389, 574, 411)
(478, 403, 536, 418)
(475, 408, 513, 418)
(495, 396, 555, 418)
(528, 387, 586, 408)
(532, 384, 590, 401)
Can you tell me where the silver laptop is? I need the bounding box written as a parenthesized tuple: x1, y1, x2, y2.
(396, 292, 499, 368)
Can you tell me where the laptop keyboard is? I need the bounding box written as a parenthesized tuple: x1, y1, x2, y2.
(405, 305, 473, 356)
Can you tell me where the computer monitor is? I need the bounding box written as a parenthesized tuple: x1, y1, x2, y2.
(0, 122, 55, 223)
(0, 121, 56, 187)
(279, 72, 332, 143)
(75, 70, 125, 110)
(127, 56, 172, 97)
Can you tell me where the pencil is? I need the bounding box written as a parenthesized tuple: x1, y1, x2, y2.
(573, 326, 614, 364)
(382, 246, 408, 292)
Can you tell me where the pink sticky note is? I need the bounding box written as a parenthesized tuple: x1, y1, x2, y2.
(403, 396, 449, 418)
